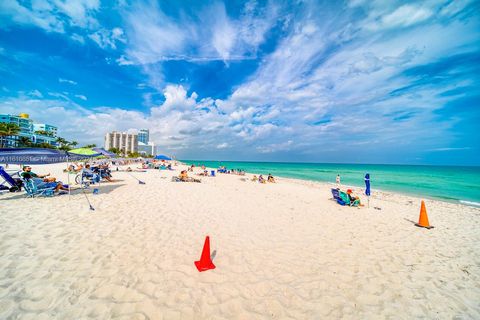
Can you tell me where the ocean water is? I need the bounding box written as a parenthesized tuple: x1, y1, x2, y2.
(182, 161, 480, 206)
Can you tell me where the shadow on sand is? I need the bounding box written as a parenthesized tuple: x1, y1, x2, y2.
(0, 183, 127, 201)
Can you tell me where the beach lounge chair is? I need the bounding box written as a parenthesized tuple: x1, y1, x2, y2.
(331, 188, 360, 207)
(75, 170, 99, 188)
(0, 166, 22, 192)
(171, 176, 201, 183)
(22, 178, 56, 198)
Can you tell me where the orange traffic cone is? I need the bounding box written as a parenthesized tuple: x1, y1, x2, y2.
(194, 236, 216, 272)
(415, 201, 434, 229)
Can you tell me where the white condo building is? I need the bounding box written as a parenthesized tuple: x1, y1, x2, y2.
(104, 131, 138, 154)
(138, 141, 156, 156)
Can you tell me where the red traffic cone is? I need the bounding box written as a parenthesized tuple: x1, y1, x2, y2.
(194, 236, 216, 272)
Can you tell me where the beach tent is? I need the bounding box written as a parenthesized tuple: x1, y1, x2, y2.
(69, 148, 102, 157)
(0, 148, 89, 165)
(154, 155, 172, 160)
(92, 147, 116, 157)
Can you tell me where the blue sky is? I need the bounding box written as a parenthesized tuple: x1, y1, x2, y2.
(0, 0, 479, 165)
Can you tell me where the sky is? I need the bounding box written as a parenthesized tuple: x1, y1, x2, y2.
(0, 0, 479, 165)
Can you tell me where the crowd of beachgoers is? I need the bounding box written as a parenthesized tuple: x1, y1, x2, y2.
(1, 158, 365, 207)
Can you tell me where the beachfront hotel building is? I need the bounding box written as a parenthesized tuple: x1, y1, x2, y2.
(0, 113, 58, 147)
(104, 131, 138, 154)
(138, 141, 156, 156)
(138, 129, 149, 144)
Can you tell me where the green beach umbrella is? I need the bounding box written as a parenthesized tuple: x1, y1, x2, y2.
(69, 148, 102, 157)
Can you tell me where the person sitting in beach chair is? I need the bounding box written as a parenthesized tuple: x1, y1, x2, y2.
(96, 164, 114, 182)
(331, 188, 361, 207)
(267, 174, 276, 183)
(258, 175, 266, 184)
(251, 175, 258, 182)
(21, 166, 68, 193)
(174, 170, 201, 183)
(197, 170, 209, 176)
(346, 189, 363, 206)
(20, 166, 57, 183)
(64, 163, 83, 173)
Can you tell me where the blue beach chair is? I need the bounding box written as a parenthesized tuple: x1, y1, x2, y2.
(0, 166, 22, 192)
(75, 169, 100, 188)
(331, 188, 360, 207)
(22, 178, 56, 198)
(210, 170, 215, 177)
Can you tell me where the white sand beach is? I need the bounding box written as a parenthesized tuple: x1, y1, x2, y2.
(1, 162, 479, 319)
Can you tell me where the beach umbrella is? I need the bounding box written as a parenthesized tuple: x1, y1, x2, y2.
(69, 148, 102, 157)
(365, 173, 371, 207)
(154, 154, 171, 160)
(0, 148, 94, 207)
(0, 148, 88, 164)
(92, 147, 116, 157)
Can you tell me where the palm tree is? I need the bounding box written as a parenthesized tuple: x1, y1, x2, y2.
(18, 136, 32, 147)
(34, 130, 54, 137)
(0, 123, 21, 148)
(55, 136, 73, 151)
(56, 137, 67, 145)
(70, 141, 78, 148)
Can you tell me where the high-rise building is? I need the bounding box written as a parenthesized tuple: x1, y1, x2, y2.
(104, 131, 138, 154)
(0, 113, 57, 147)
(138, 141, 156, 156)
(138, 129, 149, 144)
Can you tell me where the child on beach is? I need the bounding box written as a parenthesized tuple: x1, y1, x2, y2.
(336, 174, 341, 186)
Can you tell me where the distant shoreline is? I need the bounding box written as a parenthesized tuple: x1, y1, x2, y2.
(182, 160, 480, 207)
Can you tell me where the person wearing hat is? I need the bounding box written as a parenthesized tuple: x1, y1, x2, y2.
(347, 189, 363, 206)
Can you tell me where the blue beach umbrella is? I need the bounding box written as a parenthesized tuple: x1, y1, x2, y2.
(365, 173, 371, 207)
(0, 148, 89, 164)
(154, 154, 171, 160)
(92, 147, 116, 157)
(365, 173, 371, 196)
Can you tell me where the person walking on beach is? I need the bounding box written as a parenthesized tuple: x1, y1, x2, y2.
(336, 174, 341, 187)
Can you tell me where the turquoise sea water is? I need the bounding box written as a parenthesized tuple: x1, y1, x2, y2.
(182, 161, 480, 206)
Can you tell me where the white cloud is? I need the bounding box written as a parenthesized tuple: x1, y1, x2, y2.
(88, 27, 126, 50)
(120, 0, 280, 66)
(379, 5, 433, 29)
(75, 94, 87, 100)
(53, 0, 100, 28)
(58, 78, 77, 85)
(257, 140, 293, 153)
(28, 89, 43, 98)
(0, 0, 100, 33)
(216, 143, 229, 149)
(70, 33, 85, 43)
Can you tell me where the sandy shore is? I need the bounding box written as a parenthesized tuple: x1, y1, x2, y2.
(1, 162, 479, 319)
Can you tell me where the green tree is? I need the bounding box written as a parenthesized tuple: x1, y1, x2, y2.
(70, 141, 78, 147)
(18, 136, 32, 147)
(82, 144, 97, 148)
(108, 147, 121, 155)
(55, 137, 73, 151)
(0, 123, 21, 148)
(35, 142, 55, 149)
(34, 130, 54, 137)
(127, 151, 141, 158)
